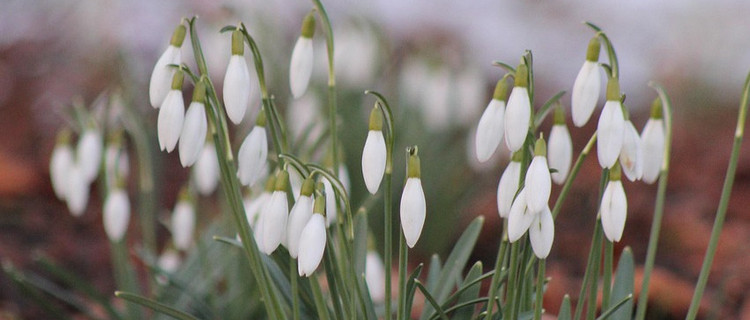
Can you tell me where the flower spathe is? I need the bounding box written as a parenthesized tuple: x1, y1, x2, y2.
(224, 30, 252, 124)
(504, 64, 531, 152)
(171, 198, 196, 251)
(476, 79, 509, 162)
(103, 188, 130, 242)
(641, 98, 665, 184)
(620, 120, 643, 181)
(179, 82, 208, 167)
(50, 131, 74, 200)
(289, 12, 315, 99)
(193, 141, 219, 195)
(529, 206, 554, 258)
(362, 107, 387, 194)
(286, 177, 315, 258)
(149, 25, 185, 108)
(525, 137, 551, 215)
(548, 110, 573, 184)
(237, 112, 268, 187)
(597, 78, 625, 169)
(571, 37, 602, 127)
(497, 154, 522, 218)
(259, 171, 290, 255)
(400, 148, 426, 248)
(77, 127, 103, 183)
(158, 71, 185, 153)
(601, 166, 627, 242)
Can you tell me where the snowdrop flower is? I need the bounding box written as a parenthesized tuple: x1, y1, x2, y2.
(66, 164, 89, 217)
(290, 12, 315, 99)
(157, 249, 182, 273)
(259, 170, 290, 255)
(507, 188, 534, 242)
(77, 125, 103, 183)
(287, 177, 315, 258)
(601, 163, 627, 242)
(150, 24, 185, 108)
(497, 152, 522, 218)
(504, 63, 531, 152)
(641, 98, 665, 184)
(158, 70, 185, 152)
(548, 107, 573, 184)
(362, 106, 387, 194)
(400, 147, 426, 248)
(323, 178, 337, 226)
(366, 251, 386, 303)
(571, 36, 602, 127)
(619, 118, 643, 181)
(525, 137, 551, 215)
(597, 78, 625, 169)
(179, 81, 207, 167)
(475, 78, 509, 162)
(223, 30, 252, 124)
(171, 192, 196, 251)
(193, 141, 219, 195)
(529, 206, 554, 259)
(237, 111, 268, 186)
(298, 194, 327, 276)
(244, 176, 275, 229)
(103, 186, 130, 242)
(50, 130, 74, 200)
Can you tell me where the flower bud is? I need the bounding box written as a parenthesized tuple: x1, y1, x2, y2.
(103, 187, 130, 242)
(504, 63, 531, 152)
(149, 24, 185, 108)
(362, 106, 387, 194)
(66, 164, 89, 217)
(571, 37, 602, 127)
(641, 98, 665, 184)
(525, 137, 551, 214)
(171, 193, 196, 251)
(223, 30, 252, 124)
(50, 130, 74, 200)
(259, 170, 290, 254)
(179, 82, 208, 167)
(286, 177, 315, 258)
(77, 126, 103, 183)
(400, 147, 426, 248)
(289, 12, 316, 99)
(298, 211, 326, 277)
(193, 141, 219, 195)
(548, 108, 573, 184)
(237, 112, 269, 187)
(158, 71, 185, 152)
(475, 79, 508, 162)
(601, 164, 627, 242)
(596, 78, 625, 169)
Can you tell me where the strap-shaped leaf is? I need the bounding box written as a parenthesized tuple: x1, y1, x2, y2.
(425, 254, 442, 292)
(451, 261, 483, 320)
(116, 291, 200, 320)
(403, 264, 425, 318)
(609, 247, 634, 320)
(558, 295, 572, 320)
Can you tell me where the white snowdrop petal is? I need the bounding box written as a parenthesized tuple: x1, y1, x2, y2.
(324, 179, 337, 226)
(641, 119, 665, 184)
(77, 129, 103, 183)
(601, 181, 627, 242)
(298, 213, 326, 276)
(619, 121, 643, 181)
(286, 195, 314, 258)
(194, 143, 219, 195)
(507, 189, 534, 242)
(158, 90, 185, 152)
(66, 165, 89, 217)
(290, 37, 314, 99)
(548, 125, 573, 184)
(365, 251, 386, 303)
(400, 178, 426, 248)
(525, 156, 551, 214)
(103, 189, 130, 241)
(529, 206, 554, 259)
(475, 99, 506, 162)
(260, 191, 289, 254)
(179, 102, 207, 167)
(149, 46, 181, 108)
(289, 169, 304, 199)
(224, 55, 251, 124)
(571, 61, 601, 127)
(497, 161, 521, 218)
(237, 127, 268, 187)
(172, 201, 196, 251)
(597, 100, 625, 168)
(245, 192, 269, 229)
(362, 131, 387, 194)
(50, 144, 74, 200)
(504, 87, 531, 152)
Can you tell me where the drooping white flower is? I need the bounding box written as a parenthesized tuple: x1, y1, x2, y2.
(497, 154, 522, 218)
(193, 141, 219, 195)
(259, 171, 290, 255)
(50, 131, 74, 200)
(157, 249, 182, 273)
(323, 178, 337, 226)
(237, 112, 268, 187)
(504, 63, 531, 152)
(298, 212, 326, 277)
(365, 251, 386, 303)
(290, 12, 315, 99)
(179, 82, 208, 167)
(525, 137, 552, 215)
(66, 164, 89, 217)
(619, 120, 643, 181)
(597, 78, 625, 169)
(571, 37, 602, 127)
(244, 179, 274, 229)
(224, 30, 252, 124)
(476, 79, 508, 162)
(362, 107, 387, 194)
(171, 197, 196, 251)
(601, 171, 627, 242)
(286, 178, 315, 258)
(529, 206, 554, 259)
(158, 71, 185, 153)
(548, 108, 573, 184)
(77, 126, 103, 183)
(507, 189, 535, 242)
(150, 25, 185, 108)
(641, 99, 665, 184)
(400, 149, 426, 248)
(103, 187, 130, 242)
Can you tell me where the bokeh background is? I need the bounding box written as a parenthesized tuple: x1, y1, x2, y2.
(3, 0, 750, 318)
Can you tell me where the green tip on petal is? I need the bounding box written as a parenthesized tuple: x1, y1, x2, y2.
(255, 108, 267, 127)
(192, 80, 207, 103)
(274, 170, 290, 192)
(301, 176, 315, 197)
(170, 24, 187, 47)
(493, 78, 509, 101)
(609, 161, 622, 181)
(553, 105, 566, 125)
(301, 11, 316, 39)
(606, 77, 620, 101)
(407, 146, 421, 178)
(264, 175, 277, 192)
(586, 36, 601, 62)
(171, 70, 184, 90)
(650, 98, 663, 119)
(534, 136, 547, 157)
(313, 191, 326, 215)
(511, 150, 524, 162)
(231, 30, 244, 55)
(514, 63, 529, 88)
(368, 105, 383, 131)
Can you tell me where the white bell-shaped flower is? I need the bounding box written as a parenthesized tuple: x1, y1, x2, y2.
(525, 137, 551, 215)
(298, 212, 326, 277)
(476, 79, 509, 162)
(504, 64, 531, 152)
(529, 206, 554, 259)
(259, 171, 290, 255)
(194, 141, 219, 195)
(507, 188, 535, 242)
(158, 71, 185, 153)
(66, 164, 89, 217)
(103, 187, 130, 242)
(179, 82, 208, 167)
(237, 112, 269, 187)
(171, 196, 196, 251)
(641, 99, 665, 184)
(366, 251, 386, 303)
(77, 126, 103, 183)
(150, 25, 185, 108)
(601, 166, 627, 242)
(286, 178, 315, 258)
(497, 154, 522, 218)
(597, 78, 625, 169)
(548, 108, 573, 184)
(50, 131, 74, 200)
(619, 120, 643, 181)
(362, 107, 387, 194)
(571, 37, 602, 127)
(400, 149, 426, 248)
(224, 30, 252, 125)
(290, 12, 315, 99)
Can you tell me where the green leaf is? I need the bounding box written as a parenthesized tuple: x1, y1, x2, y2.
(415, 280, 449, 320)
(596, 294, 633, 320)
(353, 210, 369, 277)
(3, 263, 75, 320)
(419, 216, 484, 320)
(451, 261, 483, 320)
(403, 264, 425, 318)
(425, 254, 442, 292)
(116, 291, 200, 320)
(609, 247, 634, 320)
(558, 295, 572, 320)
(533, 90, 566, 129)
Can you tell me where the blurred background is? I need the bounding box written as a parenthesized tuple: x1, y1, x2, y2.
(3, 0, 750, 318)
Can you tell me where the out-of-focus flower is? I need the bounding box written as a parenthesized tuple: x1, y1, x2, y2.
(597, 78, 625, 169)
(150, 24, 185, 108)
(641, 98, 665, 184)
(77, 125, 103, 183)
(571, 37, 602, 127)
(193, 141, 219, 195)
(400, 148, 425, 248)
(50, 130, 74, 200)
(290, 12, 315, 99)
(224, 30, 252, 124)
(171, 193, 196, 251)
(66, 164, 89, 217)
(475, 79, 508, 162)
(158, 71, 185, 153)
(237, 111, 268, 187)
(366, 251, 386, 303)
(103, 187, 130, 242)
(104, 133, 129, 188)
(504, 63, 531, 152)
(179, 81, 207, 167)
(362, 106, 387, 194)
(548, 107, 573, 184)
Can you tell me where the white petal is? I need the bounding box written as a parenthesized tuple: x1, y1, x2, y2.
(324, 179, 337, 226)
(158, 249, 182, 273)
(497, 161, 521, 218)
(525, 156, 551, 214)
(641, 119, 665, 184)
(400, 178, 426, 248)
(475, 99, 506, 162)
(172, 201, 196, 251)
(529, 206, 554, 259)
(290, 37, 314, 99)
(339, 165, 351, 194)
(601, 181, 627, 242)
(365, 251, 386, 302)
(548, 124, 573, 184)
(289, 168, 304, 199)
(66, 165, 89, 217)
(619, 121, 643, 181)
(286, 195, 313, 258)
(223, 55, 251, 124)
(597, 100, 625, 168)
(50, 144, 74, 200)
(260, 191, 288, 254)
(237, 126, 268, 186)
(194, 143, 219, 195)
(158, 90, 185, 152)
(362, 131, 387, 194)
(103, 189, 130, 241)
(149, 46, 181, 108)
(507, 189, 534, 242)
(77, 129, 103, 183)
(298, 213, 326, 276)
(504, 87, 531, 152)
(245, 192, 270, 229)
(179, 102, 207, 167)
(571, 61, 601, 127)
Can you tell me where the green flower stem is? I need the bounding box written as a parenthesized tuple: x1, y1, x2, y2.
(584, 22, 619, 79)
(602, 240, 614, 311)
(533, 260, 546, 320)
(503, 241, 520, 320)
(310, 276, 332, 320)
(574, 223, 603, 320)
(291, 260, 300, 320)
(552, 133, 597, 219)
(323, 229, 347, 320)
(635, 82, 674, 320)
(397, 234, 408, 320)
(686, 72, 750, 320)
(110, 240, 141, 319)
(587, 226, 604, 320)
(484, 221, 509, 319)
(310, 0, 339, 176)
